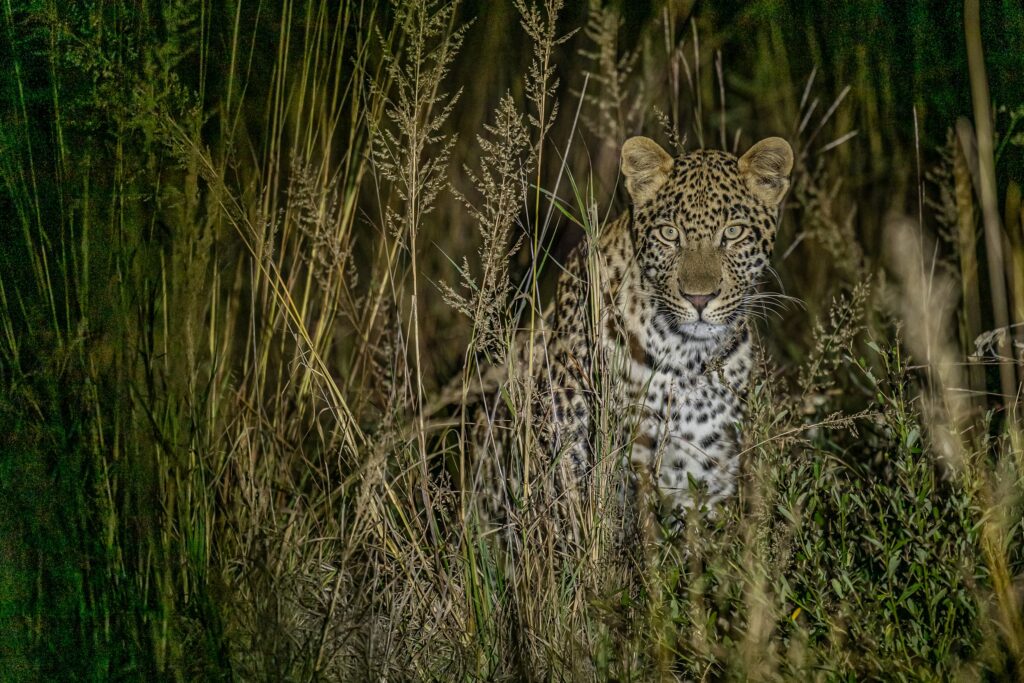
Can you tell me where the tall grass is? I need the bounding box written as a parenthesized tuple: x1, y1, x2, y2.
(1, 0, 1023, 680)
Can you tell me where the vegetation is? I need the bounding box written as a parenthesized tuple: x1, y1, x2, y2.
(1, 0, 1023, 679)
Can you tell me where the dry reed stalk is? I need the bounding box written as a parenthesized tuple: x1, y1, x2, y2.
(1004, 182, 1024, 354)
(964, 0, 1018, 404)
(953, 120, 986, 406)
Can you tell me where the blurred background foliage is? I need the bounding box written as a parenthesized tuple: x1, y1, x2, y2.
(1, 0, 1023, 679)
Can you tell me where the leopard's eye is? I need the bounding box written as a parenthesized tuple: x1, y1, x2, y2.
(657, 224, 679, 243)
(723, 224, 747, 242)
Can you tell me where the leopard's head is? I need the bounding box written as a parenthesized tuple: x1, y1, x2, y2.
(620, 136, 793, 341)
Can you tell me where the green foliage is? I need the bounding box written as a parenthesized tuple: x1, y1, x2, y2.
(763, 338, 984, 678)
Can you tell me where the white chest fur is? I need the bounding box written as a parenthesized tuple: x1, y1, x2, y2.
(609, 307, 751, 512)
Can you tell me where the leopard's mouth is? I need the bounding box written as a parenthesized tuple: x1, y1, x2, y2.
(656, 304, 729, 340)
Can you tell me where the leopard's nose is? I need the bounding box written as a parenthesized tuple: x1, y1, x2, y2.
(682, 291, 719, 314)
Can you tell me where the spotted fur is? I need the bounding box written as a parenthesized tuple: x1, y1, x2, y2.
(472, 136, 793, 533)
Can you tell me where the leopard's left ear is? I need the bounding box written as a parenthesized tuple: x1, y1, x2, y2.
(621, 136, 674, 205)
(738, 137, 793, 207)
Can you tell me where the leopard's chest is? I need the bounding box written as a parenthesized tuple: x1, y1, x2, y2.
(615, 332, 751, 511)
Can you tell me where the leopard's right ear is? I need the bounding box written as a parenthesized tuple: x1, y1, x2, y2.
(621, 136, 673, 205)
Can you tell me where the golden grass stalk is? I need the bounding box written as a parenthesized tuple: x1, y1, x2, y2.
(1005, 181, 1024, 354)
(964, 0, 1018, 404)
(953, 119, 986, 405)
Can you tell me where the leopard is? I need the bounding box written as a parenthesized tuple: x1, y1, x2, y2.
(467, 135, 794, 540)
